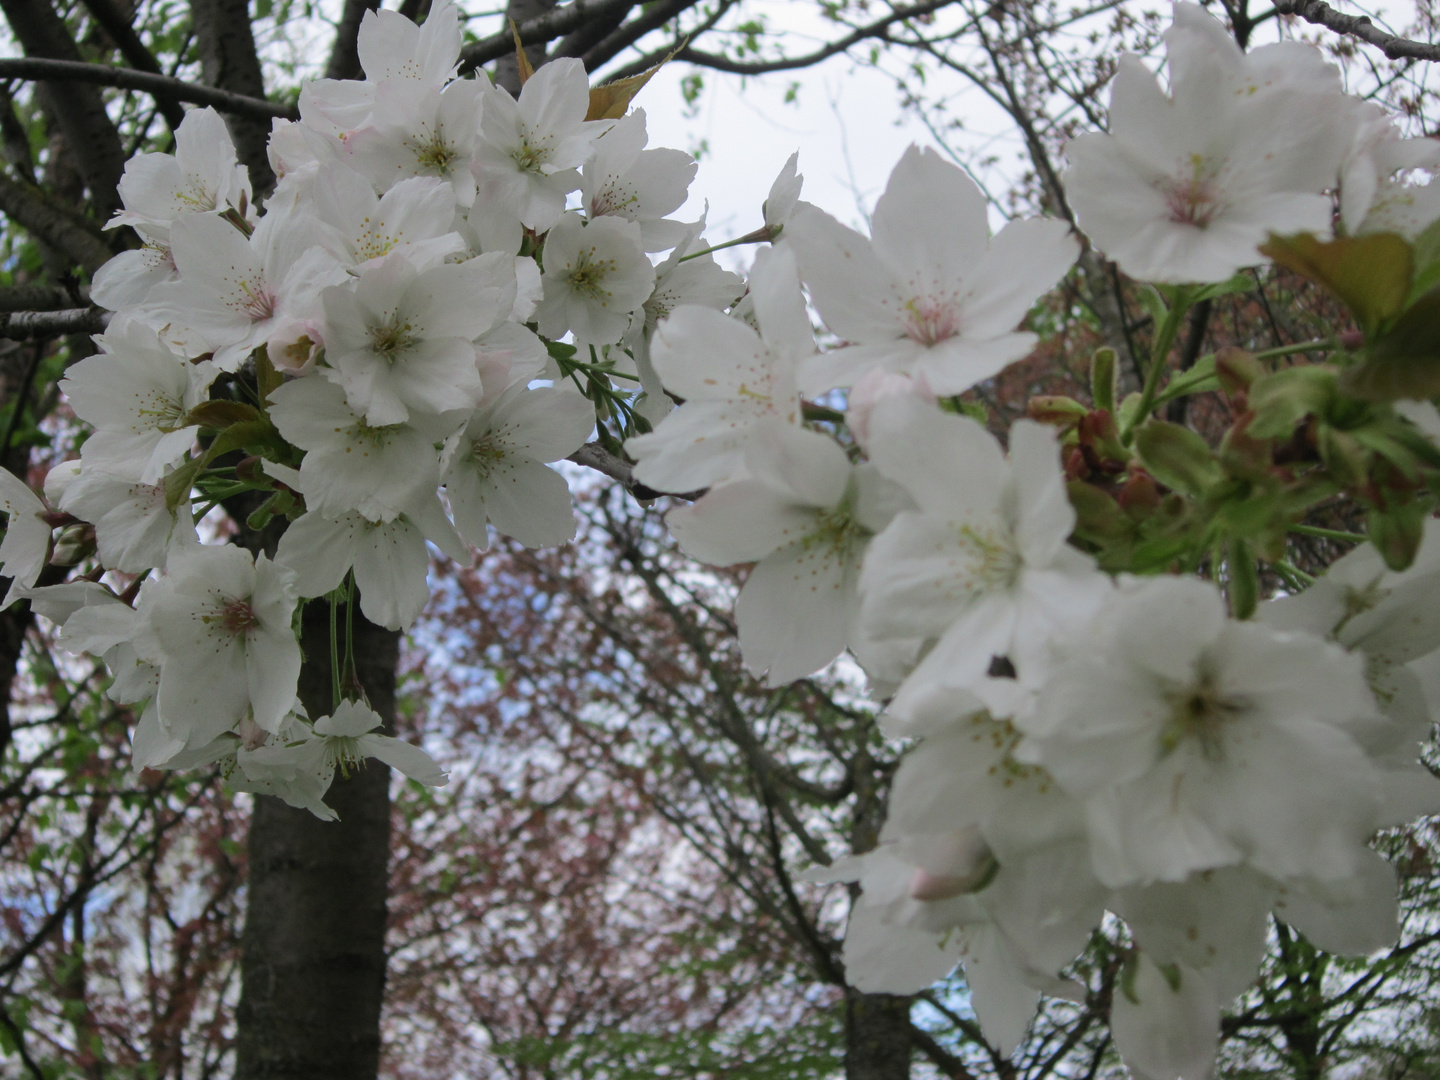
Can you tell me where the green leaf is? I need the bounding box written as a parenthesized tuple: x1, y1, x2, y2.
(1340, 287, 1440, 401)
(1090, 347, 1117, 414)
(1136, 283, 1169, 330)
(1134, 420, 1224, 496)
(1190, 271, 1254, 304)
(188, 400, 264, 430)
(1261, 231, 1413, 334)
(1247, 365, 1338, 439)
(1153, 354, 1218, 408)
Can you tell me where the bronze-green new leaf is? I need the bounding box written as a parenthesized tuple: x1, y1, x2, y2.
(1261, 231, 1412, 334)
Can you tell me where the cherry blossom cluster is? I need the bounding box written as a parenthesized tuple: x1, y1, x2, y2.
(0, 0, 1438, 1070)
(0, 0, 748, 818)
(625, 4, 1440, 1072)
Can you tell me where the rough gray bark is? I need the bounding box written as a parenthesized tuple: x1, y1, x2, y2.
(233, 606, 399, 1080)
(846, 991, 914, 1080)
(324, 0, 381, 82)
(0, 0, 126, 218)
(0, 171, 115, 275)
(190, 0, 276, 196)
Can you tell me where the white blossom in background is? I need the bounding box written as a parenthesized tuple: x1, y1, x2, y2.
(137, 545, 301, 742)
(1018, 576, 1388, 887)
(859, 396, 1109, 725)
(0, 468, 50, 608)
(787, 145, 1078, 395)
(667, 425, 908, 686)
(442, 383, 595, 551)
(321, 251, 513, 425)
(474, 57, 603, 231)
(627, 245, 811, 492)
(534, 213, 655, 346)
(582, 108, 698, 252)
(63, 320, 217, 484)
(1063, 2, 1354, 282)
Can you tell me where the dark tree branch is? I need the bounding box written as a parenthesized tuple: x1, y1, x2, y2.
(458, 0, 639, 73)
(566, 440, 704, 501)
(190, 0, 277, 195)
(0, 307, 108, 339)
(1274, 0, 1440, 61)
(324, 0, 381, 82)
(0, 0, 126, 217)
(0, 172, 115, 274)
(576, 0, 700, 72)
(601, 0, 959, 82)
(77, 0, 189, 129)
(911, 1024, 981, 1080)
(550, 2, 631, 63)
(0, 283, 86, 312)
(0, 57, 296, 121)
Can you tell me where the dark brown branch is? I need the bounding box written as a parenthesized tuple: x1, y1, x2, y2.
(0, 0, 126, 218)
(324, 0, 381, 81)
(911, 1024, 981, 1080)
(575, 0, 698, 72)
(566, 440, 704, 501)
(78, 0, 188, 129)
(0, 57, 296, 121)
(601, 0, 959, 82)
(188, 0, 277, 194)
(0, 171, 115, 274)
(0, 283, 87, 312)
(458, 0, 640, 73)
(1274, 0, 1440, 61)
(0, 307, 109, 339)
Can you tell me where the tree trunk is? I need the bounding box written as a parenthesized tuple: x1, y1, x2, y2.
(232, 605, 399, 1080)
(190, 0, 276, 196)
(845, 990, 913, 1080)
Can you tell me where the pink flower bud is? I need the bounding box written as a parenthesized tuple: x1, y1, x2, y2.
(268, 319, 323, 376)
(848, 368, 937, 445)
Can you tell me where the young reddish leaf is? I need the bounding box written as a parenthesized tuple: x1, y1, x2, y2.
(1261, 232, 1413, 334)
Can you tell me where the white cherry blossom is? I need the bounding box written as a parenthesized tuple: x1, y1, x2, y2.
(626, 246, 811, 493)
(442, 383, 594, 550)
(787, 146, 1077, 395)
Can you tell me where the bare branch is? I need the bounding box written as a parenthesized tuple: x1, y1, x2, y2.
(1275, 0, 1440, 61)
(602, 0, 960, 82)
(0, 307, 109, 339)
(568, 0, 691, 70)
(0, 171, 115, 274)
(458, 0, 639, 73)
(189, 0, 279, 194)
(78, 0, 188, 129)
(0, 57, 296, 121)
(0, 283, 87, 312)
(566, 440, 704, 501)
(0, 0, 126, 217)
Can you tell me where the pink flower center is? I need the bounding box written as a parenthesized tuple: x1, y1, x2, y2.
(238, 281, 276, 322)
(219, 597, 259, 637)
(1164, 155, 1222, 227)
(901, 297, 961, 346)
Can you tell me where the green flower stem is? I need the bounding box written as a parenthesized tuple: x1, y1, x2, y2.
(678, 225, 774, 263)
(1122, 288, 1194, 445)
(1250, 339, 1332, 362)
(1290, 523, 1367, 543)
(1275, 559, 1317, 587)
